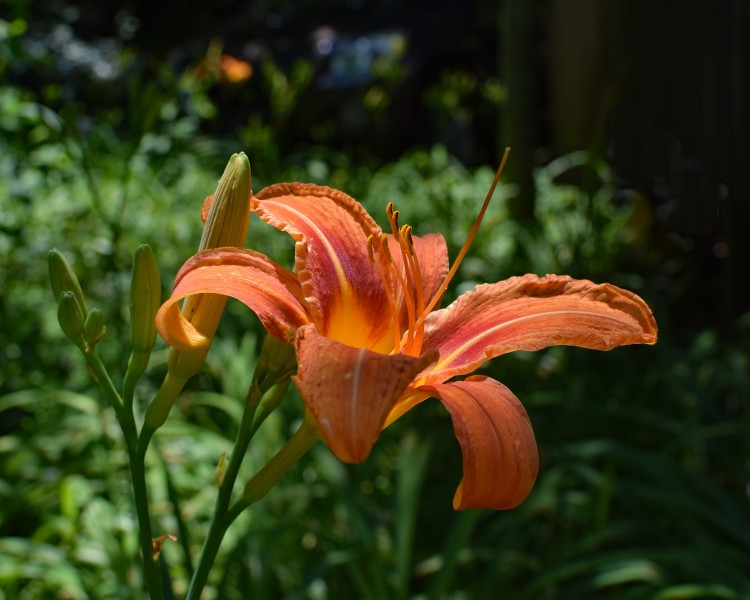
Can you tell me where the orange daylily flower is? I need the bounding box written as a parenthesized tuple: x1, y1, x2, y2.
(156, 170, 657, 510)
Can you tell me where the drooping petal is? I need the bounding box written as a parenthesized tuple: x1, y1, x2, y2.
(420, 274, 658, 384)
(419, 376, 538, 510)
(254, 183, 395, 353)
(386, 232, 450, 322)
(293, 324, 437, 463)
(155, 248, 309, 350)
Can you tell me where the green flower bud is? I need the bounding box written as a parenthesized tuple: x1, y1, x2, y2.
(49, 249, 88, 316)
(214, 452, 228, 487)
(146, 154, 253, 432)
(57, 291, 86, 350)
(84, 308, 106, 347)
(130, 244, 161, 354)
(199, 152, 252, 251)
(169, 152, 252, 380)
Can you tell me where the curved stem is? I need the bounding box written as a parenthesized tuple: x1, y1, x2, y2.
(185, 411, 320, 600)
(128, 446, 166, 600)
(241, 411, 321, 505)
(183, 384, 260, 600)
(184, 502, 245, 600)
(83, 348, 165, 598)
(144, 371, 189, 432)
(123, 351, 150, 412)
(83, 348, 126, 425)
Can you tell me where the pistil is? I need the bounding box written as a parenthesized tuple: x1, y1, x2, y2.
(412, 148, 510, 332)
(370, 149, 508, 358)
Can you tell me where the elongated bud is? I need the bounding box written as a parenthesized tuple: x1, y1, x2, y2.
(145, 153, 253, 432)
(168, 152, 252, 380)
(214, 452, 228, 487)
(49, 249, 88, 316)
(130, 244, 161, 354)
(57, 291, 86, 350)
(84, 308, 106, 347)
(199, 152, 252, 251)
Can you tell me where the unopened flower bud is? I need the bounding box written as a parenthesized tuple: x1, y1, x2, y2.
(198, 152, 252, 251)
(84, 308, 106, 347)
(130, 244, 161, 354)
(57, 291, 86, 350)
(214, 452, 228, 487)
(146, 153, 253, 431)
(169, 152, 252, 380)
(49, 249, 88, 316)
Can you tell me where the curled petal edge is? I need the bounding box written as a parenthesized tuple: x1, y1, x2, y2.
(419, 376, 539, 510)
(156, 248, 309, 351)
(421, 274, 658, 384)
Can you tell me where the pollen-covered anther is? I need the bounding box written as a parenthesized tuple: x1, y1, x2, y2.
(380, 234, 392, 261)
(386, 203, 401, 236)
(400, 225, 414, 253)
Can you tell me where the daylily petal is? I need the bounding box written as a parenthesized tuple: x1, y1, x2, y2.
(420, 274, 658, 384)
(387, 232, 450, 322)
(254, 183, 394, 353)
(419, 376, 538, 510)
(293, 324, 437, 463)
(156, 248, 309, 350)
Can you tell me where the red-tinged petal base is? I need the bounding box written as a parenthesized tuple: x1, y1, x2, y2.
(156, 248, 309, 350)
(419, 376, 539, 510)
(294, 324, 437, 463)
(254, 183, 395, 352)
(421, 274, 658, 384)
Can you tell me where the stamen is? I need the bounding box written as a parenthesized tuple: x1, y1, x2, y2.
(380, 234, 392, 261)
(387, 204, 401, 237)
(414, 147, 511, 330)
(402, 227, 426, 355)
(394, 235, 417, 350)
(369, 234, 403, 352)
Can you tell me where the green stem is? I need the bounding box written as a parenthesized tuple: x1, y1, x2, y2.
(128, 446, 166, 600)
(159, 442, 195, 577)
(83, 348, 165, 598)
(183, 385, 261, 600)
(214, 385, 261, 516)
(83, 348, 126, 426)
(123, 351, 150, 412)
(139, 371, 188, 457)
(185, 501, 247, 600)
(185, 411, 320, 600)
(242, 411, 321, 505)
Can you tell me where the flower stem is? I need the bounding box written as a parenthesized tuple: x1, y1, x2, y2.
(184, 384, 260, 600)
(128, 445, 166, 600)
(185, 410, 320, 600)
(242, 410, 321, 505)
(83, 348, 166, 599)
(143, 371, 189, 433)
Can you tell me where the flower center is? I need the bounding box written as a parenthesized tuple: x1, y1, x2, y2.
(367, 148, 510, 358)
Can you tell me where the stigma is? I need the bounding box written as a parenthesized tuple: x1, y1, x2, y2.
(366, 147, 510, 358)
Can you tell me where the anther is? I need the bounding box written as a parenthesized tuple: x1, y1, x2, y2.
(380, 234, 392, 261)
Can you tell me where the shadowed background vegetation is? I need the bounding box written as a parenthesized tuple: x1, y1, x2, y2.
(1, 0, 749, 598)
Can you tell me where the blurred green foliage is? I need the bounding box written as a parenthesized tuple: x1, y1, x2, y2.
(1, 14, 749, 600)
